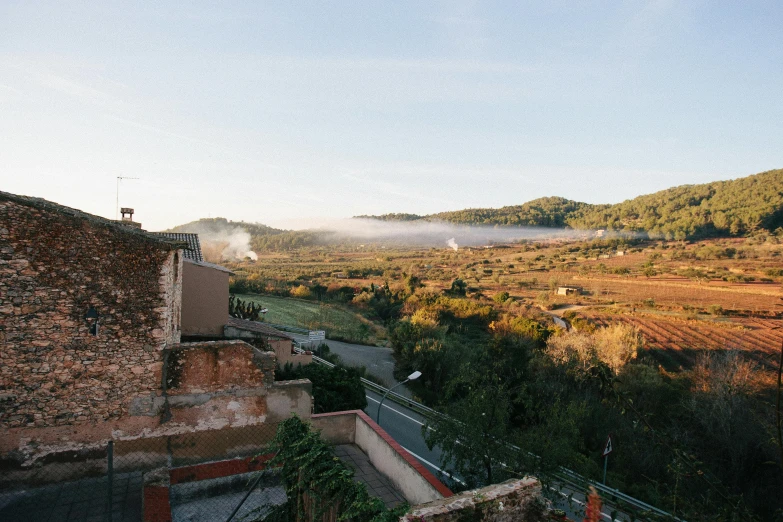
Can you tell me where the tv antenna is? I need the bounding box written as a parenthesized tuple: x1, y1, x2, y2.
(116, 176, 140, 219)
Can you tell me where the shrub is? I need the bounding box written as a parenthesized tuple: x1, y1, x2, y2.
(493, 291, 510, 304)
(291, 284, 313, 299)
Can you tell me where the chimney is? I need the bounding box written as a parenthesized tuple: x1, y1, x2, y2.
(118, 208, 142, 229)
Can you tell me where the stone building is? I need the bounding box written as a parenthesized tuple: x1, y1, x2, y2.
(0, 191, 183, 434)
(153, 232, 233, 338)
(0, 192, 312, 469)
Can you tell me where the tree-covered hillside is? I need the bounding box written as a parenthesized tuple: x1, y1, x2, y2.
(430, 196, 598, 227)
(167, 217, 286, 238)
(570, 169, 783, 239)
(357, 169, 783, 239)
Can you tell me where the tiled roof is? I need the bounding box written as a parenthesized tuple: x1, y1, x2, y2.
(152, 233, 203, 261)
(183, 258, 233, 274)
(226, 317, 294, 340)
(0, 191, 176, 250)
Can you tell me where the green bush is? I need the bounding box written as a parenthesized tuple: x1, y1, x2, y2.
(276, 363, 367, 413)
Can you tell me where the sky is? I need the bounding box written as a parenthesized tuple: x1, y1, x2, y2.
(1, 1, 781, 231)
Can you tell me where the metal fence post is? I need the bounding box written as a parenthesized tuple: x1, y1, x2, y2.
(106, 440, 114, 522)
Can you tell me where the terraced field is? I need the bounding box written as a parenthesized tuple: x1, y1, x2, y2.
(587, 311, 783, 370)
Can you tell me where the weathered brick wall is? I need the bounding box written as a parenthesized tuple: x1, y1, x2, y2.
(0, 195, 182, 430)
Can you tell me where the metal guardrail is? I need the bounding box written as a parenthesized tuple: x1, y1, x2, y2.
(299, 334, 682, 520)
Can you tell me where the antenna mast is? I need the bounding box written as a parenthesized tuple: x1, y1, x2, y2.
(116, 176, 140, 219)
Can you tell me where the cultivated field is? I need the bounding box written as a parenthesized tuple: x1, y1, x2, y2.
(230, 235, 783, 371)
(235, 294, 384, 345)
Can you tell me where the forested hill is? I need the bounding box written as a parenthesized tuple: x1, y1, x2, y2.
(570, 169, 783, 238)
(167, 217, 286, 238)
(358, 169, 783, 239)
(431, 197, 598, 227)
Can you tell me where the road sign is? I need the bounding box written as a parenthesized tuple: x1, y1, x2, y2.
(602, 436, 613, 457)
(309, 330, 326, 341)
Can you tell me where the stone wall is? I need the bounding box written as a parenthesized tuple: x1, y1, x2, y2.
(402, 478, 549, 522)
(0, 193, 182, 431)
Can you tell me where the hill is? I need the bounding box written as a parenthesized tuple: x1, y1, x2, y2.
(358, 169, 783, 239)
(167, 217, 286, 238)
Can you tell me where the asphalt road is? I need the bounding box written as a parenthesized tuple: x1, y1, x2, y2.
(363, 388, 634, 522)
(291, 334, 413, 398)
(288, 331, 636, 520)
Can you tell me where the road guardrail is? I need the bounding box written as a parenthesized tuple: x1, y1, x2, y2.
(300, 337, 682, 520)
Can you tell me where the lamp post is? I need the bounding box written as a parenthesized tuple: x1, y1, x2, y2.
(376, 371, 421, 425)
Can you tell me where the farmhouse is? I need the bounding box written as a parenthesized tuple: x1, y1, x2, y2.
(153, 231, 234, 338)
(556, 286, 581, 296)
(0, 192, 311, 461)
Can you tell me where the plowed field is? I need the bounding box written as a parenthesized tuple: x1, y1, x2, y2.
(586, 312, 783, 370)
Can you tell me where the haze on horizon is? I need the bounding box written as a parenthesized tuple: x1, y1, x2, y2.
(1, 1, 781, 232)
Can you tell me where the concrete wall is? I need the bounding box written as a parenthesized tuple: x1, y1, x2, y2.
(269, 339, 313, 366)
(0, 193, 181, 435)
(354, 412, 449, 505)
(181, 260, 229, 336)
(311, 411, 451, 506)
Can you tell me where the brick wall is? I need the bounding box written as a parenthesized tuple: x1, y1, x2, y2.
(0, 194, 182, 430)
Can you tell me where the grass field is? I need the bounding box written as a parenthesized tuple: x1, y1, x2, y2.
(235, 294, 385, 345)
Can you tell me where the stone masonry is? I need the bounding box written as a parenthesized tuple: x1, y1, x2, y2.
(0, 191, 183, 431)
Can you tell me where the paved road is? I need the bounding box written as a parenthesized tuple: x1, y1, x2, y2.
(364, 388, 634, 522)
(291, 334, 413, 397)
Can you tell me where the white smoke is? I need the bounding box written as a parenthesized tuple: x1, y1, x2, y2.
(447, 237, 458, 251)
(168, 221, 258, 261)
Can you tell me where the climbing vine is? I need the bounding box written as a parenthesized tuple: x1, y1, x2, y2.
(257, 416, 407, 522)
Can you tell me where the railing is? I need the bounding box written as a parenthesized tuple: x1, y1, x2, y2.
(305, 349, 682, 521)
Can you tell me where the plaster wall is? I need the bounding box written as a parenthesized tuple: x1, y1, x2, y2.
(269, 339, 313, 366)
(181, 261, 228, 336)
(355, 413, 445, 505)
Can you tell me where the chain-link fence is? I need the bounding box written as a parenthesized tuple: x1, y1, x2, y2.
(0, 423, 287, 522)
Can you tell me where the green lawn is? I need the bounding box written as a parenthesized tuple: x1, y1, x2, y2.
(235, 294, 384, 345)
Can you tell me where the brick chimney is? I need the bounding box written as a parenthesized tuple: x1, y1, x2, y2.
(119, 207, 142, 229)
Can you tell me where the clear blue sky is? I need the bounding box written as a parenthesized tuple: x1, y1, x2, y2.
(1, 1, 781, 231)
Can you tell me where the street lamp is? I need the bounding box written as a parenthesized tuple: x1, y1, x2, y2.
(376, 371, 421, 425)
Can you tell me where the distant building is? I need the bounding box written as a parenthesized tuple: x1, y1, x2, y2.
(556, 286, 581, 296)
(154, 232, 233, 337)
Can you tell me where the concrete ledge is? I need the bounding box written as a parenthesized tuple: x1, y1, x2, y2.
(169, 453, 276, 485)
(402, 477, 549, 522)
(311, 410, 452, 505)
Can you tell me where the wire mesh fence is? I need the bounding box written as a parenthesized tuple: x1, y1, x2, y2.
(0, 423, 287, 522)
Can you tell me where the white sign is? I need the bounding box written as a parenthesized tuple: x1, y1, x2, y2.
(602, 436, 613, 457)
(308, 330, 326, 341)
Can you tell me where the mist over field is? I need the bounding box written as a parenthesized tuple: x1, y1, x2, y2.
(311, 218, 606, 248)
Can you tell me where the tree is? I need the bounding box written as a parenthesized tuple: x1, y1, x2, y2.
(276, 363, 367, 413)
(423, 369, 519, 488)
(493, 291, 510, 304)
(446, 278, 467, 297)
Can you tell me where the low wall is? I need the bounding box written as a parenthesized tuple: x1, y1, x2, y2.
(311, 411, 451, 505)
(402, 478, 548, 522)
(269, 339, 313, 367)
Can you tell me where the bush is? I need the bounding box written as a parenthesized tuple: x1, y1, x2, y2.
(291, 284, 313, 299)
(275, 363, 367, 413)
(493, 291, 510, 304)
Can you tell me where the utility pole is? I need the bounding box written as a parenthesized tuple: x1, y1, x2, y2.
(116, 177, 140, 219)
